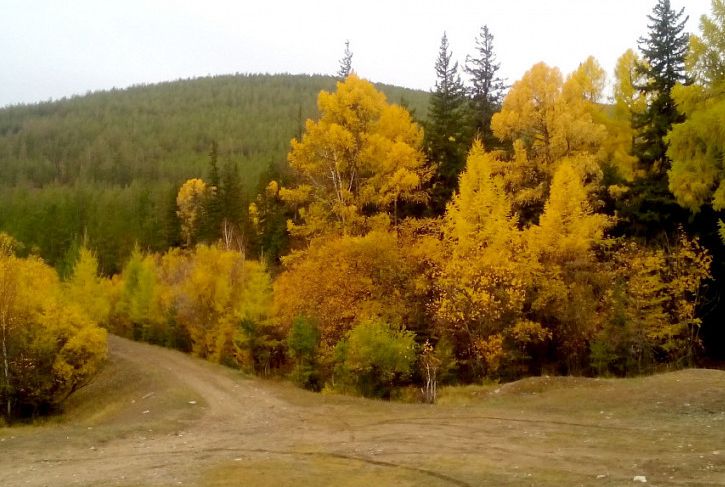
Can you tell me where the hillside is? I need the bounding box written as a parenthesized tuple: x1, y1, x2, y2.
(1, 336, 723, 486)
(0, 74, 430, 273)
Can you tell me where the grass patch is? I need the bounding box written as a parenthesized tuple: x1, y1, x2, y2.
(201, 454, 455, 487)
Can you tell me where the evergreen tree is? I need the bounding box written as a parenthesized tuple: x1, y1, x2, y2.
(337, 40, 353, 80)
(249, 166, 292, 268)
(220, 160, 245, 244)
(617, 0, 691, 239)
(464, 25, 506, 149)
(634, 0, 690, 171)
(162, 185, 182, 249)
(426, 32, 470, 214)
(201, 141, 223, 242)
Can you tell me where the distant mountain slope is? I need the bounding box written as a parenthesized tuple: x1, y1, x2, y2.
(0, 74, 430, 273)
(0, 73, 430, 188)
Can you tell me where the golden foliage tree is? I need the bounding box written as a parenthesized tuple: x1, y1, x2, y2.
(115, 246, 165, 342)
(525, 160, 613, 370)
(667, 0, 725, 217)
(491, 61, 606, 164)
(435, 144, 616, 376)
(599, 49, 647, 183)
(592, 232, 711, 375)
(160, 246, 275, 369)
(65, 246, 113, 326)
(0, 243, 107, 419)
(273, 231, 414, 347)
(176, 178, 209, 247)
(282, 75, 429, 238)
(110, 245, 277, 372)
(433, 142, 531, 377)
(529, 160, 611, 260)
(490, 61, 607, 221)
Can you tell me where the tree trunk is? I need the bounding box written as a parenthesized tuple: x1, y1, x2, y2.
(1, 321, 10, 419)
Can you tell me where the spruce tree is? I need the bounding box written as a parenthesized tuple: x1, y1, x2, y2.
(162, 185, 182, 249)
(425, 32, 470, 214)
(201, 141, 223, 242)
(464, 25, 506, 150)
(337, 40, 353, 80)
(220, 160, 244, 230)
(634, 0, 689, 172)
(617, 0, 691, 239)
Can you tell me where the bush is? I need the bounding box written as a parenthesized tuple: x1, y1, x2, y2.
(0, 249, 107, 420)
(287, 316, 321, 390)
(333, 319, 417, 398)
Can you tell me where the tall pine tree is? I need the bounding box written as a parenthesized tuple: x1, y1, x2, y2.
(464, 25, 506, 150)
(635, 0, 690, 171)
(426, 32, 470, 214)
(201, 141, 223, 242)
(618, 0, 691, 239)
(220, 161, 244, 227)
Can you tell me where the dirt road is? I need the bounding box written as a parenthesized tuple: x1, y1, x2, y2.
(1, 336, 723, 486)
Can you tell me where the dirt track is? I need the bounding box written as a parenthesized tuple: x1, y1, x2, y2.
(1, 336, 724, 486)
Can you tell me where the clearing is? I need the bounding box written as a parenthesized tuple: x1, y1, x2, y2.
(1, 336, 724, 486)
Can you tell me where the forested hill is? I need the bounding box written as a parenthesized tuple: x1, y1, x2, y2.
(0, 74, 430, 273)
(0, 74, 430, 187)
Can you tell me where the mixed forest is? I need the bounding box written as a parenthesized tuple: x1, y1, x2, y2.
(1, 0, 724, 421)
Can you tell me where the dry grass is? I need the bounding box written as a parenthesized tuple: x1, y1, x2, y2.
(1, 336, 723, 487)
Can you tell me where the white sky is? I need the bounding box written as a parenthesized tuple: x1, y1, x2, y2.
(0, 0, 712, 107)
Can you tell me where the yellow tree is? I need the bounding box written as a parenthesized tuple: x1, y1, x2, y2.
(667, 0, 725, 221)
(282, 75, 429, 239)
(599, 49, 648, 183)
(565, 56, 607, 104)
(593, 232, 711, 375)
(525, 159, 612, 370)
(232, 259, 277, 374)
(110, 245, 279, 370)
(273, 230, 414, 346)
(176, 178, 209, 247)
(65, 246, 112, 326)
(1, 247, 106, 420)
(434, 142, 531, 377)
(490, 61, 606, 221)
(152, 245, 278, 370)
(531, 160, 611, 260)
(157, 245, 237, 361)
(491, 61, 605, 165)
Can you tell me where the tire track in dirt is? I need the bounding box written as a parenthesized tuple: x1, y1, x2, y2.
(1, 336, 472, 486)
(2, 336, 723, 487)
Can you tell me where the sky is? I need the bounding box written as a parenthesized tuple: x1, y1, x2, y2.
(0, 0, 713, 108)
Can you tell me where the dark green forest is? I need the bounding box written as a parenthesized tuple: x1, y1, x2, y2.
(0, 74, 429, 274)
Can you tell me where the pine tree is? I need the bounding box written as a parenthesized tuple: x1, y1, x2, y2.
(162, 185, 182, 249)
(464, 25, 506, 149)
(337, 40, 353, 80)
(219, 161, 245, 249)
(201, 141, 223, 242)
(617, 0, 691, 239)
(425, 32, 470, 214)
(634, 0, 690, 171)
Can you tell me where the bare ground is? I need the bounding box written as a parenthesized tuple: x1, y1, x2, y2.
(1, 335, 724, 486)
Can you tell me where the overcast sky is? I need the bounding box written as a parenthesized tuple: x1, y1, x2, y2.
(0, 0, 712, 108)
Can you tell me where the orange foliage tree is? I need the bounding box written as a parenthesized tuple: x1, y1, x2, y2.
(273, 231, 415, 347)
